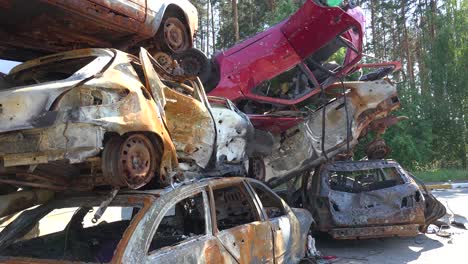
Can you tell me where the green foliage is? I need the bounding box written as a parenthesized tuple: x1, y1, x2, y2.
(413, 169, 468, 183)
(193, 0, 467, 171)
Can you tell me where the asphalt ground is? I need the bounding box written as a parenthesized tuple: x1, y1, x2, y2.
(316, 188, 468, 264)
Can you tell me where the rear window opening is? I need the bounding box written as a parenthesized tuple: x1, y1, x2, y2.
(329, 167, 405, 193)
(4, 57, 97, 87)
(0, 198, 143, 263)
(148, 192, 206, 253)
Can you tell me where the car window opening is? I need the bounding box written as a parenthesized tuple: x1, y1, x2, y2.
(148, 192, 206, 253)
(213, 185, 258, 231)
(250, 183, 287, 219)
(329, 167, 405, 193)
(0, 202, 142, 263)
(5, 57, 97, 87)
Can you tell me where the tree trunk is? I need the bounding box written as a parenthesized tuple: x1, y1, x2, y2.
(210, 0, 216, 54)
(401, 0, 416, 90)
(206, 1, 210, 54)
(232, 0, 240, 42)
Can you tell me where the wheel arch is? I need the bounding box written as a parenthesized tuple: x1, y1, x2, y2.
(161, 4, 195, 45)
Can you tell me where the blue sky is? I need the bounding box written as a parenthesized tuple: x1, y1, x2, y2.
(0, 60, 20, 74)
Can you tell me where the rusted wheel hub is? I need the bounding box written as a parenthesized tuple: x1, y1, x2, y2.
(153, 52, 174, 72)
(366, 138, 391, 160)
(163, 17, 189, 52)
(102, 134, 158, 189)
(248, 157, 266, 181)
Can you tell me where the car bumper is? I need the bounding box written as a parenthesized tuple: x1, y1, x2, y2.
(329, 224, 421, 240)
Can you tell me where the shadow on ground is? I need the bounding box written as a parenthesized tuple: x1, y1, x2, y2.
(316, 233, 444, 264)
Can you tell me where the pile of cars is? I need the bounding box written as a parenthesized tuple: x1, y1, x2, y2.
(0, 0, 445, 262)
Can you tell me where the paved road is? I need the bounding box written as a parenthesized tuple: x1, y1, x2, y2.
(317, 188, 468, 264)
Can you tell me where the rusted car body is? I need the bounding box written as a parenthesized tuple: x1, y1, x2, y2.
(0, 48, 255, 194)
(0, 177, 313, 263)
(263, 79, 401, 183)
(0, 0, 198, 61)
(302, 160, 446, 239)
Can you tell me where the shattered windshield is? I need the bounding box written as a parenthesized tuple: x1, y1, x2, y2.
(0, 196, 144, 263)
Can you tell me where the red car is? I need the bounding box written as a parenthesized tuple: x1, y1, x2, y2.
(206, 0, 365, 133)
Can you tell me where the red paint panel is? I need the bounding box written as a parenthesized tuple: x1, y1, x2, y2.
(249, 115, 304, 134)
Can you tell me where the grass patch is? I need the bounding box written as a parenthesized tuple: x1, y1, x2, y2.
(413, 169, 468, 183)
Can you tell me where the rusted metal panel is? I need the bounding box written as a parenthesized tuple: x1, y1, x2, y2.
(86, 0, 146, 22)
(329, 224, 421, 240)
(164, 87, 215, 169)
(216, 222, 274, 263)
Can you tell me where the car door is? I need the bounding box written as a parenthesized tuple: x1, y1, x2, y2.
(140, 48, 216, 169)
(87, 0, 147, 22)
(142, 189, 233, 263)
(210, 182, 275, 264)
(247, 180, 301, 264)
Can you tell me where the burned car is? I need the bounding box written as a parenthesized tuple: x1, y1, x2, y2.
(300, 160, 446, 239)
(0, 48, 257, 194)
(0, 177, 313, 263)
(255, 78, 403, 183)
(0, 0, 198, 62)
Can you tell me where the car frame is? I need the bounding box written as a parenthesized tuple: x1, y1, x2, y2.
(0, 177, 314, 263)
(0, 0, 198, 61)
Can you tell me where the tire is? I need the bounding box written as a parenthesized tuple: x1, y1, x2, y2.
(157, 17, 190, 53)
(174, 48, 212, 84)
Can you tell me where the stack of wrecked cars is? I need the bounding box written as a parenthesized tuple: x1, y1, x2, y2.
(205, 0, 402, 182)
(0, 1, 446, 262)
(0, 47, 269, 214)
(203, 0, 446, 238)
(0, 47, 315, 264)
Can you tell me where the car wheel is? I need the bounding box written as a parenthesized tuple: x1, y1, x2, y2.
(366, 138, 391, 160)
(102, 134, 160, 189)
(158, 17, 190, 53)
(248, 157, 266, 181)
(153, 51, 174, 72)
(174, 48, 212, 83)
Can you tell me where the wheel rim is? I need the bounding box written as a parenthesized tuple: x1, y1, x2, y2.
(154, 52, 173, 71)
(119, 135, 155, 188)
(103, 134, 158, 189)
(164, 18, 188, 52)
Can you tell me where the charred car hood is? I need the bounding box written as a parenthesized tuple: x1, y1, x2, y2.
(0, 49, 114, 133)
